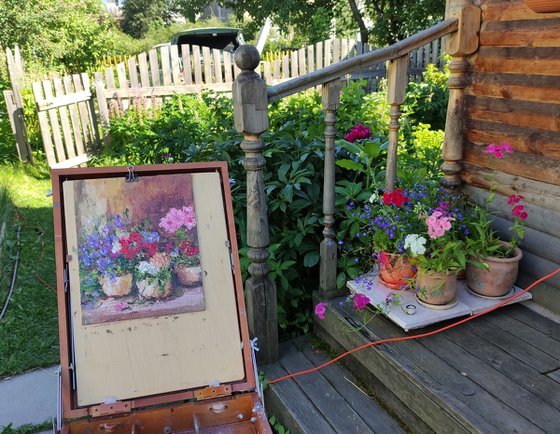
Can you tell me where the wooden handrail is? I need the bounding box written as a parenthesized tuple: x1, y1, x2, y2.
(267, 19, 458, 103)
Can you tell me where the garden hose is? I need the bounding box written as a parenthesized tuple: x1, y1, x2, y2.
(267, 267, 560, 385)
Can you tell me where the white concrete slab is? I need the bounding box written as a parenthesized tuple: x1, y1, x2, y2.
(0, 366, 58, 431)
(348, 272, 532, 331)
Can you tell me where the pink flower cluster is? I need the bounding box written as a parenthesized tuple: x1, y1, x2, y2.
(485, 142, 513, 159)
(344, 124, 372, 143)
(314, 293, 371, 320)
(352, 293, 370, 311)
(159, 206, 197, 233)
(426, 211, 453, 239)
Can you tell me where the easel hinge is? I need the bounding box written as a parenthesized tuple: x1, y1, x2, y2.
(194, 385, 232, 401)
(90, 401, 132, 417)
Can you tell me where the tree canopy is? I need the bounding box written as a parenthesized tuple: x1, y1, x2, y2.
(0, 0, 115, 73)
(175, 0, 445, 46)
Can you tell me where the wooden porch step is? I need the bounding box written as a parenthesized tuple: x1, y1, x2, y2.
(263, 336, 406, 434)
(314, 299, 560, 434)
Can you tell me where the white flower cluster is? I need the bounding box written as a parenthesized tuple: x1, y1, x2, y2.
(404, 234, 427, 257)
(111, 240, 121, 254)
(137, 261, 161, 276)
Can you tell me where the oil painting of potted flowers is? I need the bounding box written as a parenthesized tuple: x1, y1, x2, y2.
(72, 174, 205, 325)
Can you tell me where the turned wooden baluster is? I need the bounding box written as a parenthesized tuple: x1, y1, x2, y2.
(319, 79, 342, 299)
(442, 0, 481, 188)
(232, 45, 278, 363)
(385, 55, 409, 192)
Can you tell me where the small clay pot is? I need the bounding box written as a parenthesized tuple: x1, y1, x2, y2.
(416, 269, 457, 306)
(174, 264, 202, 287)
(466, 243, 522, 297)
(137, 278, 173, 299)
(99, 273, 133, 297)
(377, 252, 416, 290)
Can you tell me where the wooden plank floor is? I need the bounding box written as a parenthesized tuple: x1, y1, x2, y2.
(263, 336, 407, 434)
(315, 300, 560, 434)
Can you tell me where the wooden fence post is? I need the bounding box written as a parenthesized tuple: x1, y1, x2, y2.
(442, 0, 481, 188)
(319, 79, 342, 299)
(232, 45, 278, 363)
(5, 47, 33, 163)
(385, 55, 409, 192)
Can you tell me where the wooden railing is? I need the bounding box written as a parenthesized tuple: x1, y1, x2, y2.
(232, 0, 481, 362)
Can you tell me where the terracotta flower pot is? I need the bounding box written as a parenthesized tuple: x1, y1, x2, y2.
(466, 243, 522, 297)
(416, 269, 457, 306)
(137, 278, 173, 299)
(99, 273, 133, 297)
(524, 0, 560, 13)
(174, 264, 202, 287)
(377, 252, 416, 290)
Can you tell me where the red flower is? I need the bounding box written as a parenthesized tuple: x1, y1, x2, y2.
(382, 189, 409, 208)
(344, 124, 372, 142)
(507, 194, 523, 205)
(512, 204, 525, 217)
(119, 232, 143, 259)
(519, 212, 528, 220)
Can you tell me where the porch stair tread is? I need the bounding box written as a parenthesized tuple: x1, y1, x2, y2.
(314, 298, 560, 434)
(263, 336, 406, 434)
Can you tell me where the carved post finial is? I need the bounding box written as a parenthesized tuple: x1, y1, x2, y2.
(232, 45, 278, 363)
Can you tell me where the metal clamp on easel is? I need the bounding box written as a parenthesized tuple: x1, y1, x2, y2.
(125, 165, 138, 182)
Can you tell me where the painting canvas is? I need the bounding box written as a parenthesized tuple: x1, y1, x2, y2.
(71, 173, 205, 325)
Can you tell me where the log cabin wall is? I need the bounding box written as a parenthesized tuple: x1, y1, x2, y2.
(461, 0, 560, 313)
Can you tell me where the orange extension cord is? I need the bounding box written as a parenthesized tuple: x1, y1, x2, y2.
(267, 267, 560, 385)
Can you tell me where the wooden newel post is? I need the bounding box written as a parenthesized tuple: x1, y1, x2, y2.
(232, 45, 278, 363)
(385, 55, 409, 192)
(319, 79, 342, 299)
(442, 0, 481, 188)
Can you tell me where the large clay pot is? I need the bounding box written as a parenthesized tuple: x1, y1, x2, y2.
(524, 0, 560, 13)
(416, 269, 457, 306)
(377, 252, 416, 290)
(174, 264, 202, 287)
(137, 278, 173, 299)
(99, 273, 133, 297)
(466, 243, 522, 297)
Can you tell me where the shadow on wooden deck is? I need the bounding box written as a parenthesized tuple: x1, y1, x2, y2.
(311, 300, 560, 433)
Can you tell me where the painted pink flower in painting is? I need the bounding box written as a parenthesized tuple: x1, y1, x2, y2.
(159, 206, 197, 233)
(115, 301, 129, 311)
(351, 293, 370, 311)
(315, 302, 327, 319)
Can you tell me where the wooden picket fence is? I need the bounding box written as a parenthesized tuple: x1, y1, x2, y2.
(4, 37, 445, 168)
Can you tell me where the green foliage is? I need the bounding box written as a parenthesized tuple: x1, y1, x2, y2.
(0, 0, 115, 74)
(0, 420, 52, 434)
(268, 415, 291, 434)
(121, 0, 178, 39)
(403, 64, 450, 131)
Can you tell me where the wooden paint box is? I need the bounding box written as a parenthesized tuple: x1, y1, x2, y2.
(51, 163, 271, 433)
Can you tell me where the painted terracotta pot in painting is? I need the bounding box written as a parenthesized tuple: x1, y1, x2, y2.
(175, 264, 202, 287)
(466, 244, 522, 298)
(377, 252, 417, 290)
(137, 278, 173, 299)
(416, 269, 457, 306)
(99, 273, 133, 297)
(524, 0, 560, 13)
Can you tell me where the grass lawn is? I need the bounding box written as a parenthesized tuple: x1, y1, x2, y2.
(0, 163, 59, 378)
